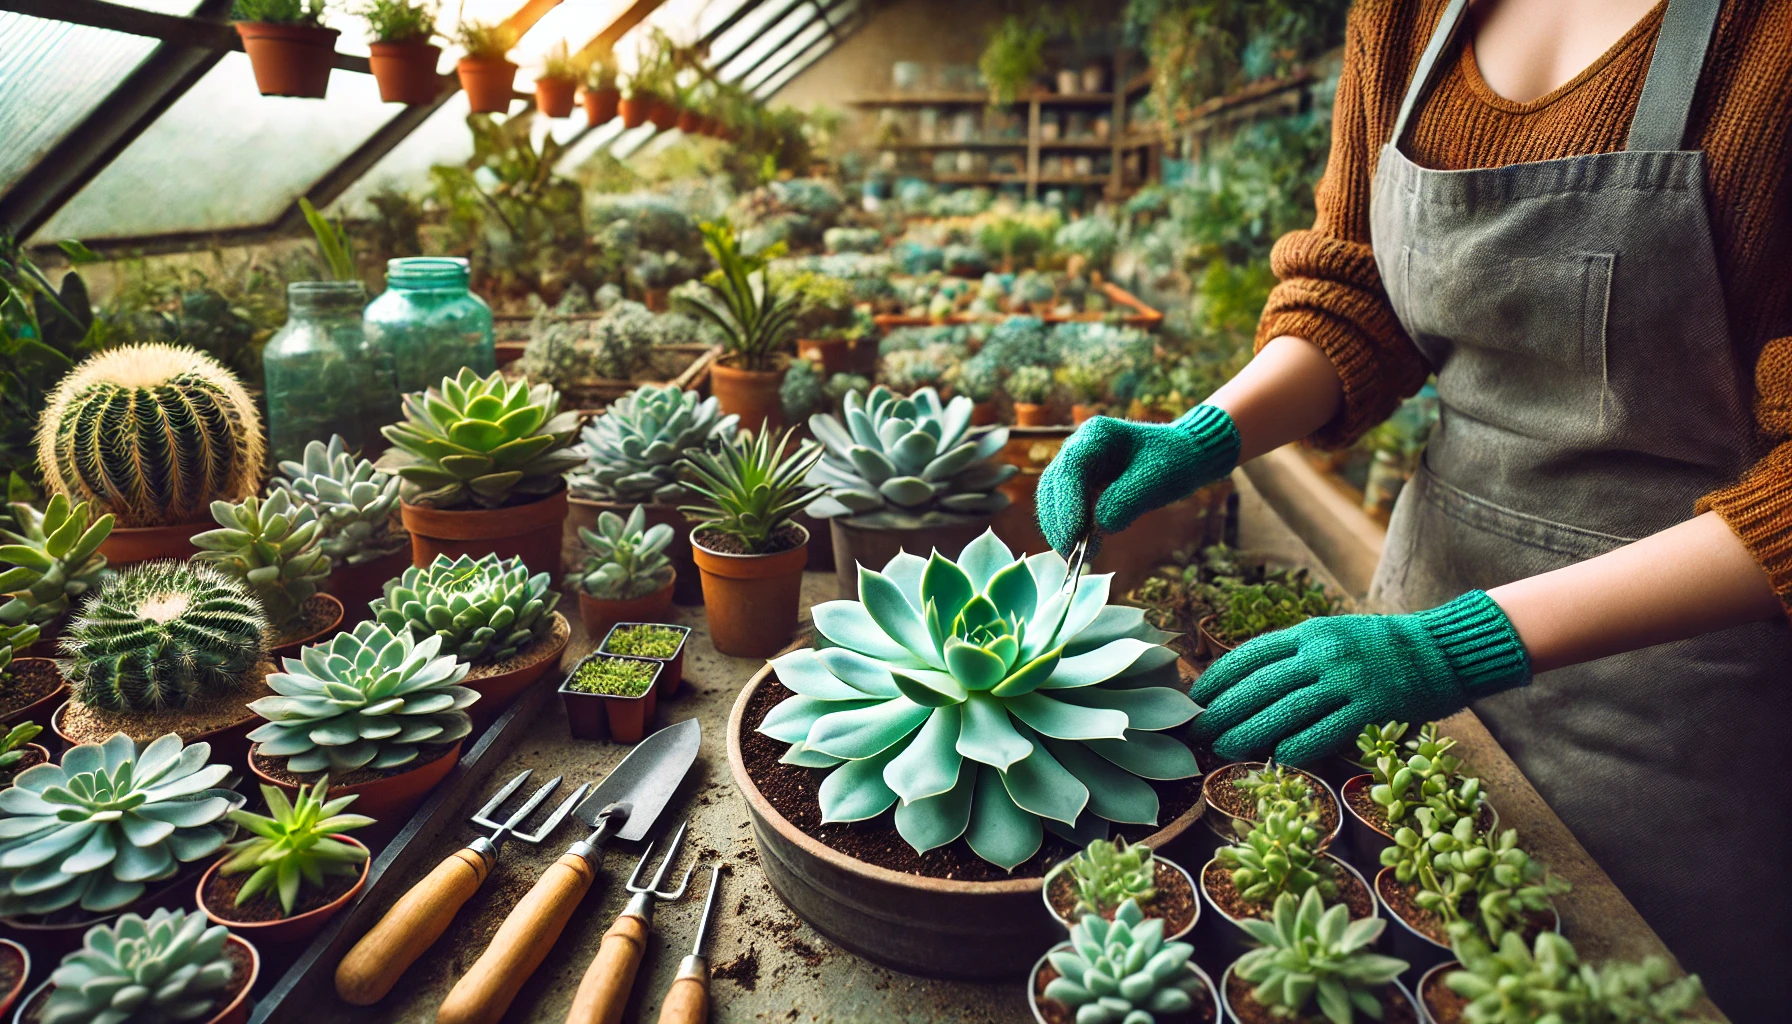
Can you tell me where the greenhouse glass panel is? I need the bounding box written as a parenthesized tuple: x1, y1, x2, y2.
(35, 52, 395, 242)
(757, 31, 835, 97)
(0, 14, 163, 194)
(740, 17, 828, 91)
(705, 0, 792, 69)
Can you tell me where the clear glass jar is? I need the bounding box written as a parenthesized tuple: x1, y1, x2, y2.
(262, 280, 399, 464)
(364, 257, 495, 395)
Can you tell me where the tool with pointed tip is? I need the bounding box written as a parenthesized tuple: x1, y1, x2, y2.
(335, 770, 588, 1005)
(1060, 532, 1093, 599)
(565, 823, 694, 1024)
(437, 718, 702, 1024)
(656, 864, 722, 1024)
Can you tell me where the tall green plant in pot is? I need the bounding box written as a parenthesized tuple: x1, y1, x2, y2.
(233, 0, 339, 98)
(680, 221, 801, 431)
(361, 0, 442, 104)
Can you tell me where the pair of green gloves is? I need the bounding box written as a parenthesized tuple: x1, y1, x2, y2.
(1037, 406, 1531, 764)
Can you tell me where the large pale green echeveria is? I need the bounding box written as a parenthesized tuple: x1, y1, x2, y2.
(763, 530, 1201, 870)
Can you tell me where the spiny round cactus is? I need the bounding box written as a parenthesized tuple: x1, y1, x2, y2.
(60, 561, 268, 712)
(1042, 898, 1204, 1024)
(0, 494, 113, 629)
(247, 621, 477, 774)
(37, 343, 264, 528)
(191, 490, 332, 631)
(372, 553, 560, 664)
(568, 384, 739, 505)
(377, 367, 583, 510)
(42, 908, 237, 1024)
(0, 733, 242, 915)
(272, 435, 408, 566)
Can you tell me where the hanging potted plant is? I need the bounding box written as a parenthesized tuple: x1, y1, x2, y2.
(1222, 890, 1413, 1024)
(978, 13, 1047, 105)
(233, 0, 339, 99)
(1030, 898, 1219, 1024)
(272, 436, 413, 614)
(1342, 721, 1496, 871)
(359, 0, 441, 104)
(680, 220, 802, 430)
(13, 909, 260, 1024)
(619, 70, 653, 128)
(192, 490, 342, 659)
(580, 52, 622, 125)
(803, 384, 1016, 599)
(452, 17, 519, 114)
(0, 722, 47, 787)
(559, 650, 660, 743)
(575, 505, 677, 640)
(1004, 365, 1057, 427)
(197, 778, 373, 945)
(679, 427, 822, 658)
(1041, 837, 1198, 940)
(534, 39, 581, 117)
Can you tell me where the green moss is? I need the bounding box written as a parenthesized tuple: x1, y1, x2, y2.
(601, 625, 684, 659)
(570, 656, 656, 697)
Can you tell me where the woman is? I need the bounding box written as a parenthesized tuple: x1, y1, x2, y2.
(1038, 0, 1790, 1017)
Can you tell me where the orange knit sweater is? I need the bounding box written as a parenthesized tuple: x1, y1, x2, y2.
(1259, 0, 1792, 612)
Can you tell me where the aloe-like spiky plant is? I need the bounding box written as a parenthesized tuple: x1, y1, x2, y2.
(191, 490, 332, 631)
(41, 907, 240, 1024)
(372, 553, 560, 664)
(679, 427, 824, 554)
(221, 778, 373, 915)
(37, 343, 264, 528)
(804, 386, 1016, 527)
(680, 221, 800, 372)
(272, 435, 408, 566)
(762, 530, 1199, 869)
(0, 495, 113, 629)
(247, 620, 477, 774)
(377, 367, 583, 510)
(60, 561, 268, 712)
(0, 622, 39, 677)
(578, 505, 674, 600)
(1234, 889, 1408, 1024)
(0, 733, 243, 914)
(1041, 898, 1204, 1024)
(567, 385, 739, 505)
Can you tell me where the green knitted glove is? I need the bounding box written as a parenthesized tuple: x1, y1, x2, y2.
(1188, 591, 1531, 764)
(1035, 405, 1241, 555)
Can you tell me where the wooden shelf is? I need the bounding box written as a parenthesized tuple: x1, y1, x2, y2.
(878, 139, 1028, 150)
(1036, 137, 1115, 150)
(851, 92, 994, 106)
(931, 173, 1029, 185)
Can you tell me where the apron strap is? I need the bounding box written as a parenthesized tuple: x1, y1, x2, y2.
(1626, 0, 1722, 151)
(1388, 0, 1471, 150)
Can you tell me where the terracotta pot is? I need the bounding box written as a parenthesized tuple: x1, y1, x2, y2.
(367, 40, 441, 104)
(677, 109, 702, 133)
(0, 659, 66, 729)
(15, 935, 258, 1024)
(648, 96, 677, 130)
(597, 622, 690, 698)
(251, 741, 461, 821)
(402, 488, 568, 585)
(1201, 761, 1342, 848)
(828, 515, 992, 600)
(642, 287, 670, 312)
(1218, 962, 1413, 1024)
(559, 652, 659, 743)
(235, 22, 339, 98)
(793, 508, 833, 571)
(323, 547, 414, 619)
(494, 339, 527, 367)
(728, 661, 1207, 979)
(267, 593, 344, 661)
(970, 400, 999, 427)
(709, 358, 786, 432)
(457, 56, 518, 114)
(690, 526, 808, 658)
(796, 337, 849, 374)
(197, 836, 369, 944)
(568, 497, 701, 604)
(582, 86, 620, 125)
(577, 576, 675, 644)
(462, 613, 569, 727)
(619, 93, 653, 128)
(534, 75, 577, 117)
(1029, 942, 1218, 1024)
(0, 940, 24, 1021)
(1071, 403, 1100, 425)
(1012, 403, 1052, 427)
(97, 520, 208, 565)
(52, 695, 264, 770)
(1197, 614, 1238, 660)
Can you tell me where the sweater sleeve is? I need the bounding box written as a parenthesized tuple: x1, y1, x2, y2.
(1697, 332, 1792, 617)
(1255, 6, 1432, 449)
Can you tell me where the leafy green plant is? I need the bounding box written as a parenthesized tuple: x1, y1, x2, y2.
(1383, 816, 1571, 943)
(452, 18, 517, 60)
(1, 235, 103, 498)
(0, 733, 243, 914)
(1233, 762, 1314, 816)
(62, 561, 268, 712)
(373, 553, 559, 664)
(539, 38, 579, 80)
(568, 655, 655, 697)
(1218, 804, 1338, 907)
(1004, 365, 1054, 405)
(1361, 721, 1486, 828)
(979, 14, 1048, 104)
(1041, 898, 1204, 1024)
(677, 427, 823, 554)
(191, 490, 332, 632)
(680, 221, 800, 372)
(1062, 837, 1157, 918)
(248, 620, 477, 774)
(578, 505, 674, 600)
(1233, 889, 1408, 1024)
(1055, 215, 1120, 270)
(1205, 572, 1336, 644)
(221, 778, 373, 916)
(272, 435, 408, 566)
(601, 624, 683, 659)
(1444, 925, 1707, 1024)
(377, 367, 583, 510)
(761, 530, 1198, 868)
(40, 908, 238, 1024)
(584, 52, 619, 91)
(0, 622, 38, 678)
(0, 721, 41, 770)
(298, 197, 355, 282)
(568, 384, 738, 506)
(0, 494, 113, 629)
(232, 0, 327, 26)
(1353, 720, 1407, 770)
(357, 0, 436, 41)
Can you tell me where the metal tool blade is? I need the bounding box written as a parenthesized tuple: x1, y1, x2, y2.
(571, 718, 701, 841)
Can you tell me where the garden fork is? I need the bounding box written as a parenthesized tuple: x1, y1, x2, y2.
(565, 822, 695, 1024)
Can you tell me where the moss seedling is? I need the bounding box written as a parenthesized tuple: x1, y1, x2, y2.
(601, 624, 685, 659)
(571, 656, 656, 698)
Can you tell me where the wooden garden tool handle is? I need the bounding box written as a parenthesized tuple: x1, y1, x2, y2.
(654, 958, 710, 1024)
(564, 913, 651, 1024)
(336, 848, 491, 1006)
(437, 853, 597, 1024)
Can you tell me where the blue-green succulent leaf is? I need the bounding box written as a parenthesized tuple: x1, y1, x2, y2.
(814, 648, 902, 697)
(955, 692, 1032, 770)
(958, 530, 1015, 590)
(891, 669, 969, 708)
(771, 649, 877, 701)
(805, 698, 933, 759)
(1052, 686, 1200, 731)
(859, 567, 940, 665)
(964, 762, 1043, 870)
(1045, 738, 1161, 825)
(920, 553, 975, 625)
(894, 761, 976, 854)
(944, 637, 1008, 691)
(818, 745, 902, 823)
(1003, 691, 1130, 740)
(883, 705, 964, 804)
(1086, 731, 1200, 780)
(1039, 639, 1164, 689)
(998, 730, 1088, 825)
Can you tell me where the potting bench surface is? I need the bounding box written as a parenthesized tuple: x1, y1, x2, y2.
(254, 473, 1721, 1023)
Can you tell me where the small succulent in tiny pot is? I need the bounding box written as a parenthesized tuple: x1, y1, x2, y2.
(1034, 898, 1206, 1024)
(25, 907, 257, 1024)
(359, 0, 442, 105)
(560, 652, 660, 743)
(272, 434, 410, 612)
(576, 505, 676, 640)
(232, 0, 339, 99)
(0, 722, 45, 784)
(200, 776, 372, 944)
(191, 490, 338, 650)
(1228, 889, 1409, 1024)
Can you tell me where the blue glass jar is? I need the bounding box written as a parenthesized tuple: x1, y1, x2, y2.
(364, 257, 495, 395)
(262, 280, 399, 464)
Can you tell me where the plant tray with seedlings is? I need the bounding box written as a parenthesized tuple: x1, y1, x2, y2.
(506, 339, 722, 411)
(873, 282, 1162, 328)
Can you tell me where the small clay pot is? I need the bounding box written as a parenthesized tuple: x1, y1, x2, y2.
(619, 93, 653, 128)
(0, 659, 67, 728)
(494, 339, 528, 367)
(1040, 855, 1199, 940)
(577, 575, 675, 642)
(250, 741, 461, 821)
(582, 86, 621, 125)
(709, 358, 787, 432)
(568, 498, 700, 604)
(457, 56, 518, 114)
(1197, 614, 1239, 660)
(535, 75, 577, 117)
(1071, 404, 1100, 425)
(267, 593, 344, 661)
(970, 400, 999, 427)
(197, 836, 369, 945)
(323, 547, 414, 618)
(402, 488, 568, 585)
(1029, 942, 1219, 1024)
(1013, 402, 1052, 427)
(367, 40, 441, 103)
(690, 525, 809, 658)
(796, 337, 849, 374)
(461, 613, 570, 727)
(677, 108, 702, 133)
(0, 939, 25, 1021)
(597, 622, 690, 698)
(97, 520, 209, 565)
(1201, 761, 1342, 848)
(15, 934, 258, 1024)
(648, 96, 678, 130)
(560, 652, 660, 743)
(643, 287, 670, 312)
(1218, 961, 1413, 1024)
(235, 22, 339, 98)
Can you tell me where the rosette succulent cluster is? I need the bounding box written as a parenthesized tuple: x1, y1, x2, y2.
(377, 367, 583, 510)
(762, 530, 1199, 869)
(568, 384, 738, 505)
(0, 733, 243, 915)
(1041, 898, 1204, 1024)
(191, 490, 332, 630)
(578, 506, 674, 601)
(373, 553, 560, 664)
(1234, 890, 1407, 1024)
(804, 386, 1016, 527)
(272, 435, 408, 566)
(41, 908, 238, 1024)
(1064, 837, 1157, 918)
(0, 495, 113, 629)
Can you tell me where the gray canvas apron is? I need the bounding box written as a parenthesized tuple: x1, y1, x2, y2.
(1366, 0, 1791, 1017)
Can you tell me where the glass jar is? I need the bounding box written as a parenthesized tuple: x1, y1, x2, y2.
(262, 280, 399, 465)
(364, 257, 495, 395)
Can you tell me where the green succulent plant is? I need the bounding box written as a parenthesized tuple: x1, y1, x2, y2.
(272, 435, 408, 566)
(60, 561, 269, 713)
(1363, 722, 1485, 828)
(1218, 804, 1339, 908)
(1353, 721, 1407, 770)
(0, 721, 42, 771)
(804, 385, 1016, 528)
(1206, 573, 1338, 644)
(1382, 815, 1570, 943)
(0, 732, 243, 914)
(0, 495, 113, 629)
(568, 655, 655, 697)
(38, 342, 264, 529)
(0, 622, 40, 678)
(1233, 763, 1318, 822)
(1444, 924, 1707, 1024)
(578, 505, 674, 600)
(680, 221, 800, 373)
(1041, 898, 1204, 1024)
(678, 427, 823, 555)
(372, 553, 560, 665)
(41, 907, 239, 1024)
(1002, 364, 1054, 405)
(567, 385, 739, 505)
(1233, 889, 1409, 1024)
(247, 620, 477, 774)
(191, 490, 332, 631)
(377, 367, 583, 510)
(221, 777, 374, 916)
(761, 530, 1199, 869)
(600, 624, 683, 659)
(1061, 836, 1157, 919)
